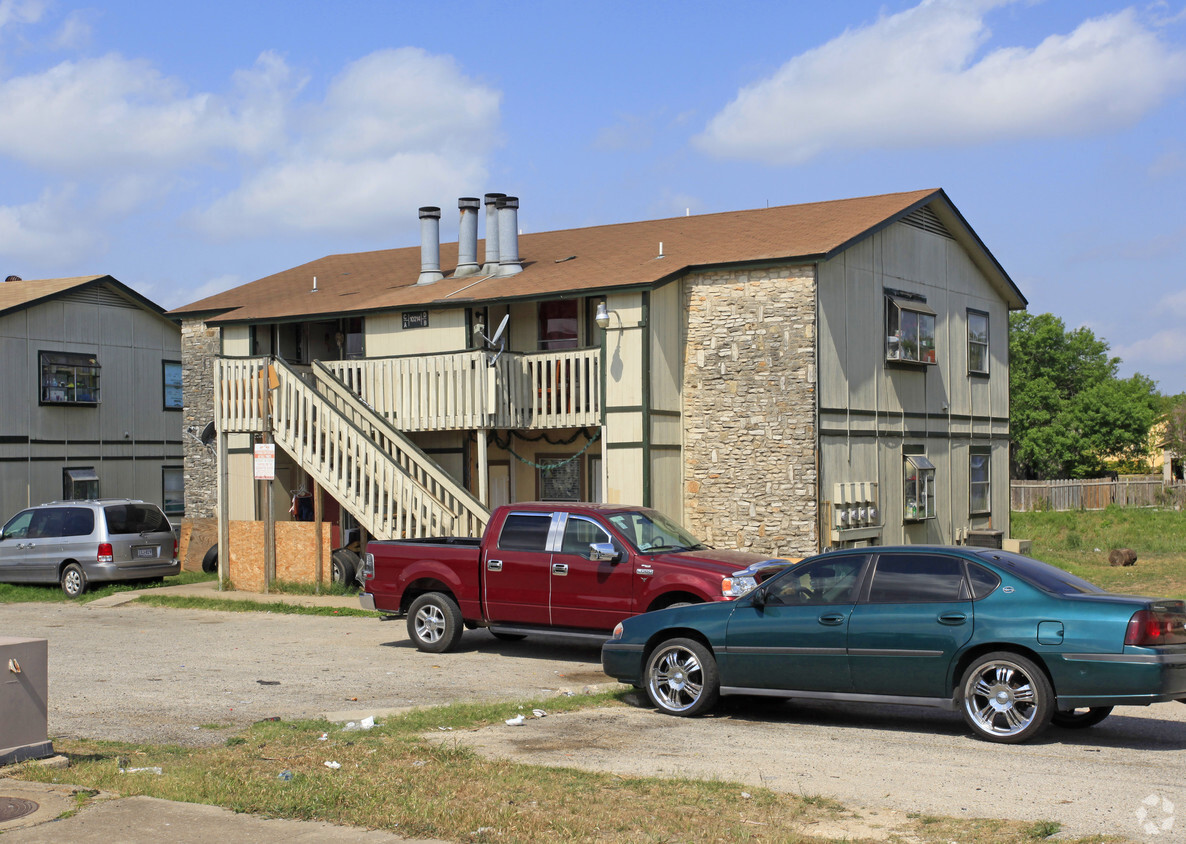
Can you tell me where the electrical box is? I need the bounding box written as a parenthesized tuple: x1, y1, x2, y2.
(0, 637, 53, 766)
(830, 482, 882, 543)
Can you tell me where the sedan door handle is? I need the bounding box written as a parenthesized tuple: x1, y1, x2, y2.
(938, 613, 968, 625)
(552, 563, 569, 576)
(817, 613, 846, 626)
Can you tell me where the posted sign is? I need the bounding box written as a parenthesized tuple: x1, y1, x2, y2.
(254, 443, 276, 480)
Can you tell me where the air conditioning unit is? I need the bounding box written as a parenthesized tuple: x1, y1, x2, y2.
(965, 529, 1004, 550)
(0, 638, 53, 765)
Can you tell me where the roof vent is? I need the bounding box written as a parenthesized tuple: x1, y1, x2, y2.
(496, 196, 522, 276)
(454, 197, 481, 278)
(481, 193, 504, 275)
(4, 275, 21, 282)
(417, 206, 445, 285)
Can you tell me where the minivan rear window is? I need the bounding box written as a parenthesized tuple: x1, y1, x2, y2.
(104, 503, 170, 534)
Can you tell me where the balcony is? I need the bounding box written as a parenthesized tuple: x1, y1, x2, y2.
(218, 347, 602, 435)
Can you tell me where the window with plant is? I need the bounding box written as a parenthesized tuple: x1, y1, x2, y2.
(903, 452, 936, 521)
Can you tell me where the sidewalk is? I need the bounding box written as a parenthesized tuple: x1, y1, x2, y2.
(87, 577, 366, 610)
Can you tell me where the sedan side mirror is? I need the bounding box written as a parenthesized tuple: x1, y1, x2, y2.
(749, 587, 767, 610)
(589, 542, 621, 563)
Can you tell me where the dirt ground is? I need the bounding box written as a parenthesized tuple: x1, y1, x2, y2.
(8, 601, 1186, 841)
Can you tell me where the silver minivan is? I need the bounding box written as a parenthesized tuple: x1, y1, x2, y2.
(0, 499, 179, 597)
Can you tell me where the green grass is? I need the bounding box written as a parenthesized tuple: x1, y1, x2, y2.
(134, 594, 378, 618)
(0, 569, 215, 604)
(1013, 506, 1186, 599)
(12, 695, 1101, 844)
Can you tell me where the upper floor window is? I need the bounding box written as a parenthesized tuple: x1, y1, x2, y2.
(969, 446, 991, 515)
(886, 297, 936, 364)
(903, 451, 936, 522)
(163, 361, 183, 410)
(538, 300, 578, 350)
(968, 310, 989, 374)
(40, 351, 100, 405)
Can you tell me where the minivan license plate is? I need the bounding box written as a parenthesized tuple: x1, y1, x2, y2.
(136, 547, 157, 559)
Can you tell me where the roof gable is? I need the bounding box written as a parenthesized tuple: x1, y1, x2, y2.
(0, 275, 175, 322)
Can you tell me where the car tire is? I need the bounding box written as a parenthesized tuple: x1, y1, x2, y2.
(201, 544, 218, 574)
(407, 593, 464, 653)
(1051, 706, 1113, 729)
(960, 651, 1053, 743)
(644, 637, 719, 717)
(331, 549, 358, 587)
(60, 563, 87, 598)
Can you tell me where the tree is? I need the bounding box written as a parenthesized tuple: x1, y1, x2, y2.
(1010, 312, 1159, 479)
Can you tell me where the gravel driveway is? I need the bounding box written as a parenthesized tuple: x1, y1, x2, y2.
(8, 601, 1185, 840)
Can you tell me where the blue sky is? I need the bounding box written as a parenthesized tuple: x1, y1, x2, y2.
(2, 0, 1185, 392)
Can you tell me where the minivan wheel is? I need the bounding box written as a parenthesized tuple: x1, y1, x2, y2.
(960, 652, 1053, 743)
(201, 544, 218, 574)
(407, 592, 464, 653)
(61, 563, 87, 598)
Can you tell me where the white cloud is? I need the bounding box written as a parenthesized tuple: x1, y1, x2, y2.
(196, 48, 501, 238)
(1115, 329, 1186, 366)
(694, 0, 1186, 164)
(0, 185, 102, 267)
(1159, 290, 1186, 317)
(0, 0, 46, 32)
(0, 51, 297, 171)
(52, 9, 91, 50)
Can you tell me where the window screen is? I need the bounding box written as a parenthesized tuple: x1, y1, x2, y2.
(868, 554, 966, 603)
(497, 513, 553, 552)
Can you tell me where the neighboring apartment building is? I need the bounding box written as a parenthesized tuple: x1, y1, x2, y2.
(171, 189, 1026, 559)
(0, 275, 184, 521)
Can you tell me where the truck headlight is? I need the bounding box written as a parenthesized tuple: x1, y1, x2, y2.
(721, 575, 758, 598)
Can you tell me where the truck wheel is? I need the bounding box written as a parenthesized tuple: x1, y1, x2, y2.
(407, 593, 464, 653)
(331, 549, 358, 586)
(201, 544, 218, 574)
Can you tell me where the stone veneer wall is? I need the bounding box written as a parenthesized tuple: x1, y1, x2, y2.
(182, 318, 219, 518)
(682, 266, 818, 557)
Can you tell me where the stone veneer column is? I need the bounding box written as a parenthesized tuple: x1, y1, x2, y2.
(681, 267, 818, 557)
(182, 318, 219, 518)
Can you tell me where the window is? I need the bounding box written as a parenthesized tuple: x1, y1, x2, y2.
(560, 516, 612, 557)
(969, 446, 991, 515)
(966, 563, 1001, 599)
(868, 554, 965, 603)
(103, 502, 170, 534)
(163, 466, 185, 516)
(538, 299, 578, 350)
(764, 556, 867, 606)
(903, 451, 935, 521)
(886, 297, 936, 364)
(605, 509, 705, 554)
(63, 467, 99, 500)
(967, 310, 989, 374)
(40, 351, 100, 405)
(538, 456, 581, 502)
(497, 513, 553, 552)
(163, 361, 183, 410)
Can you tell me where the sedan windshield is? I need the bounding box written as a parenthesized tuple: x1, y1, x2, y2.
(606, 509, 708, 554)
(978, 550, 1105, 596)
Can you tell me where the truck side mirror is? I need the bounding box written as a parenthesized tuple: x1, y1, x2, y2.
(589, 542, 621, 563)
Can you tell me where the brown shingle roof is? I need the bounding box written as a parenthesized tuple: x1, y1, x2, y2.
(171, 188, 1024, 324)
(0, 275, 107, 315)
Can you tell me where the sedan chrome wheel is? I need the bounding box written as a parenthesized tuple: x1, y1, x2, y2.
(644, 638, 719, 717)
(960, 652, 1053, 743)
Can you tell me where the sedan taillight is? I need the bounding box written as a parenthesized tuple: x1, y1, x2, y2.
(1125, 609, 1186, 646)
(97, 543, 113, 563)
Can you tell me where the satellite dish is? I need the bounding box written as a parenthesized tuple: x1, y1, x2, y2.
(199, 421, 216, 446)
(489, 314, 510, 345)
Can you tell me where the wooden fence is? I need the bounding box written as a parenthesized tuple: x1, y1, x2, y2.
(1010, 478, 1186, 511)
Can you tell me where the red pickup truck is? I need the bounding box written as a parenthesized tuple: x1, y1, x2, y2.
(359, 502, 789, 652)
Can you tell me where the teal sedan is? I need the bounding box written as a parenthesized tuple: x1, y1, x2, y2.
(602, 546, 1186, 743)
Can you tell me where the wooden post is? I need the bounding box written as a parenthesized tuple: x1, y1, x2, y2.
(313, 478, 323, 595)
(477, 429, 489, 506)
(217, 430, 230, 592)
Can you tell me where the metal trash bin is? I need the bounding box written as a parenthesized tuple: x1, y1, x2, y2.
(0, 638, 53, 765)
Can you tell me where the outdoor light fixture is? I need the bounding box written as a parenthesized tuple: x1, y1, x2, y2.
(594, 301, 611, 329)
